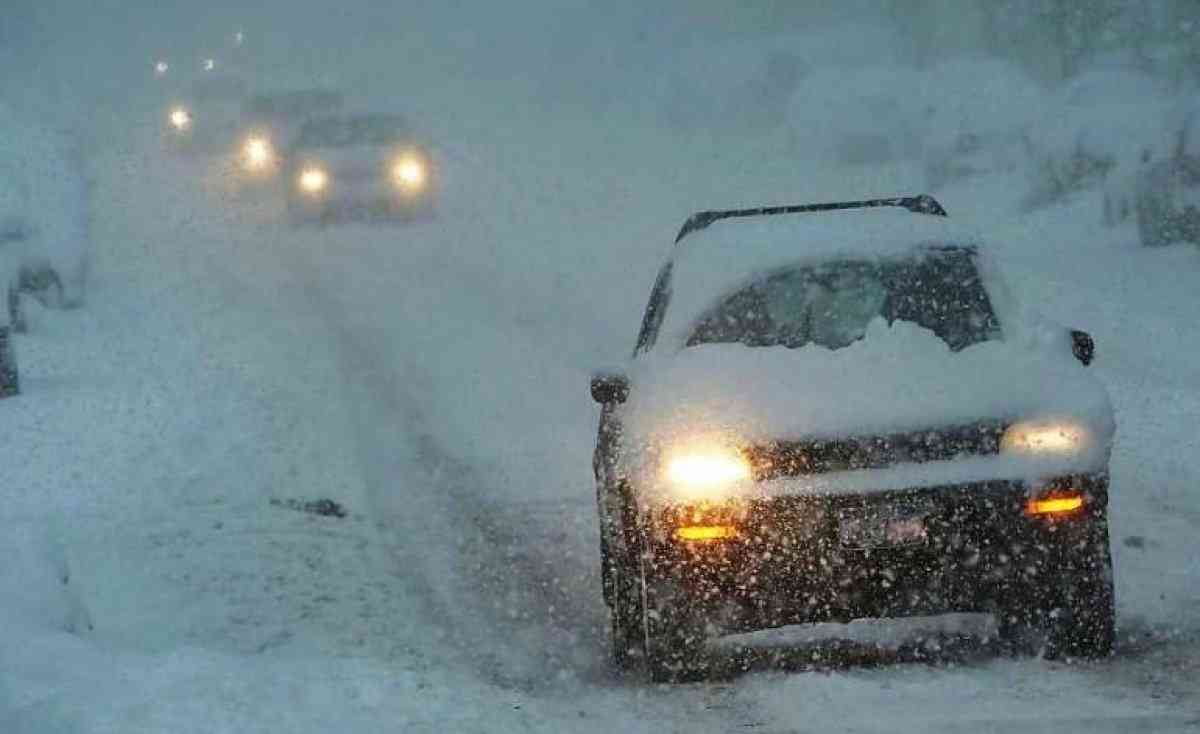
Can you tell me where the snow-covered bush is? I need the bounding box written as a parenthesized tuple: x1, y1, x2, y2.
(655, 24, 899, 136)
(913, 60, 1046, 189)
(0, 103, 91, 315)
(1023, 70, 1181, 211)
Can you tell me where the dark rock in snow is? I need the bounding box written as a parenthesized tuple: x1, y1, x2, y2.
(270, 497, 348, 519)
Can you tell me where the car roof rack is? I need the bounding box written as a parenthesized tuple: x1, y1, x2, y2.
(674, 194, 948, 244)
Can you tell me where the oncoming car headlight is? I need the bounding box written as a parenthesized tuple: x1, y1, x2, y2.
(663, 444, 751, 499)
(298, 167, 328, 195)
(391, 154, 427, 192)
(241, 136, 273, 171)
(1000, 420, 1091, 456)
(168, 106, 191, 131)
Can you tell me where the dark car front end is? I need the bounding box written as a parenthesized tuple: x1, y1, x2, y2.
(594, 205, 1116, 681)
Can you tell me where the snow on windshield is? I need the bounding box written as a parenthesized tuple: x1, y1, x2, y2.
(650, 209, 992, 352)
(687, 249, 999, 352)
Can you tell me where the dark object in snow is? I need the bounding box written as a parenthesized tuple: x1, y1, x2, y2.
(0, 326, 18, 398)
(590, 372, 629, 405)
(6, 284, 22, 334)
(1123, 535, 1146, 549)
(270, 497, 347, 518)
(674, 194, 947, 244)
(1070, 329, 1095, 366)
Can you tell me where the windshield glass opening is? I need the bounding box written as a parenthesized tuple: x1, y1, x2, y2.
(687, 248, 999, 351)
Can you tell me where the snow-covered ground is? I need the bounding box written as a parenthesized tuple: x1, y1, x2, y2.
(3, 5, 1200, 732)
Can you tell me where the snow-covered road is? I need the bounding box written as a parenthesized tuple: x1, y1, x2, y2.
(4, 23, 1200, 731)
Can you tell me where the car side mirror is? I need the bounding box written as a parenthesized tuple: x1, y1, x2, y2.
(1070, 329, 1094, 366)
(591, 372, 629, 405)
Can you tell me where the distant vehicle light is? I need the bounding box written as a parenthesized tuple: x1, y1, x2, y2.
(298, 167, 328, 194)
(392, 156, 426, 191)
(154, 60, 169, 77)
(1001, 420, 1090, 455)
(1026, 493, 1085, 517)
(242, 136, 273, 170)
(203, 58, 216, 72)
(234, 30, 245, 46)
(168, 106, 191, 131)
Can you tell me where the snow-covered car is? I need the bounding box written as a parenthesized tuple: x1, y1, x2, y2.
(591, 195, 1115, 682)
(231, 90, 344, 181)
(283, 114, 434, 225)
(162, 73, 250, 154)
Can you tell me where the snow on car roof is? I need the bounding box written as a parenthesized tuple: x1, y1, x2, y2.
(658, 208, 987, 351)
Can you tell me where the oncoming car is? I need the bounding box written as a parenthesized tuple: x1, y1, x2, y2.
(590, 196, 1114, 682)
(232, 90, 344, 181)
(284, 114, 434, 225)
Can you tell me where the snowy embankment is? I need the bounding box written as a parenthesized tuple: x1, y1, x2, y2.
(3, 50, 1199, 734)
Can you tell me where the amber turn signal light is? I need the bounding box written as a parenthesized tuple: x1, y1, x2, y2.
(675, 525, 738, 542)
(1026, 494, 1084, 517)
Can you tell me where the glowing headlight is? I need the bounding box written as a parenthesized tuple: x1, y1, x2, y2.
(154, 60, 169, 77)
(664, 447, 752, 494)
(1000, 420, 1090, 455)
(242, 136, 273, 170)
(298, 167, 328, 194)
(168, 106, 191, 131)
(392, 156, 426, 191)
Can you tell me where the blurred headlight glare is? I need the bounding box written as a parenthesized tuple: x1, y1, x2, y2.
(242, 136, 273, 170)
(298, 167, 328, 194)
(1001, 420, 1090, 455)
(168, 107, 191, 131)
(665, 448, 751, 491)
(392, 156, 426, 191)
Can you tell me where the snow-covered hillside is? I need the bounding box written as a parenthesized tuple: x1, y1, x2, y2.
(2, 3, 1199, 732)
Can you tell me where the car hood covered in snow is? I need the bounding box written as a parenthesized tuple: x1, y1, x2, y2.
(621, 318, 1115, 500)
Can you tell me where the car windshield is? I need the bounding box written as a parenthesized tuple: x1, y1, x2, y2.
(297, 116, 408, 147)
(243, 92, 342, 120)
(687, 249, 999, 351)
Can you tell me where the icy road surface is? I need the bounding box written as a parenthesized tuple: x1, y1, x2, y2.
(4, 21, 1200, 734)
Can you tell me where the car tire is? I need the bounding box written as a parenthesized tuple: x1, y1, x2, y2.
(997, 519, 1115, 660)
(607, 537, 645, 671)
(639, 551, 710, 683)
(1045, 521, 1116, 660)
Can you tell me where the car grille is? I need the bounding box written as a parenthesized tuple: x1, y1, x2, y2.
(744, 421, 1007, 480)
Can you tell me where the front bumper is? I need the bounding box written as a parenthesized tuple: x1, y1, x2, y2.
(639, 475, 1109, 635)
